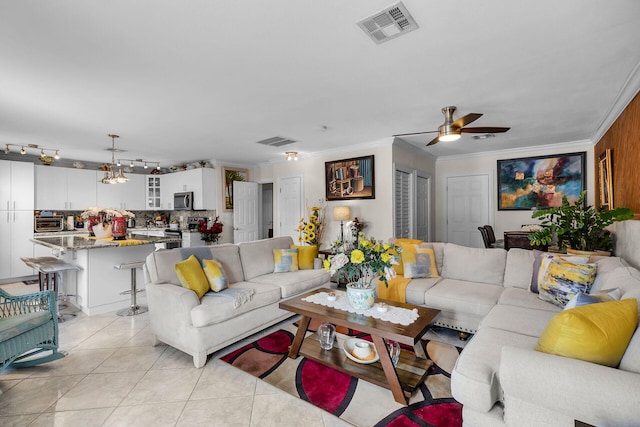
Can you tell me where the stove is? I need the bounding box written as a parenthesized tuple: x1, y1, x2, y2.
(187, 216, 207, 230)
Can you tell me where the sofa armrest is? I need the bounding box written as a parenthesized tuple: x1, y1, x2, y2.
(501, 346, 640, 425)
(145, 282, 200, 328)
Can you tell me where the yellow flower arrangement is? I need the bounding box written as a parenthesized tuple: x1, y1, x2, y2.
(296, 203, 326, 246)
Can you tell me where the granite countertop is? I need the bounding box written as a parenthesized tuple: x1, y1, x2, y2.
(31, 234, 182, 251)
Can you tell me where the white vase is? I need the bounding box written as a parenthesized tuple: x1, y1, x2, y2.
(346, 282, 376, 310)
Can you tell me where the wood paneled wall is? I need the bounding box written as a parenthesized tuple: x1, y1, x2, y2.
(594, 91, 640, 216)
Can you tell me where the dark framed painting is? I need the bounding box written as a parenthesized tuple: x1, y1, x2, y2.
(325, 155, 375, 200)
(497, 152, 586, 210)
(598, 148, 613, 210)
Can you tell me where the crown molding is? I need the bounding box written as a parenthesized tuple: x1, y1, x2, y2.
(435, 139, 593, 162)
(392, 138, 437, 159)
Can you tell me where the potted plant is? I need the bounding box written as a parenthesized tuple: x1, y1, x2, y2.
(324, 236, 401, 309)
(528, 190, 634, 254)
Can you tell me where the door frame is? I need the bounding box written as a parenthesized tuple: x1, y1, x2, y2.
(416, 171, 432, 242)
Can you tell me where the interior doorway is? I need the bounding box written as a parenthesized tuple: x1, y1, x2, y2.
(261, 183, 273, 239)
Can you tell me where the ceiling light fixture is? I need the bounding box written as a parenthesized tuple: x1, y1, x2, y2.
(285, 151, 298, 161)
(117, 158, 161, 171)
(101, 134, 129, 184)
(3, 143, 60, 158)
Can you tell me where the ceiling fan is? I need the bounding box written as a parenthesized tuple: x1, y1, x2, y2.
(393, 106, 510, 146)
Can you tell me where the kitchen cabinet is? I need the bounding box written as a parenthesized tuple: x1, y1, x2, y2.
(182, 230, 206, 248)
(146, 176, 161, 209)
(35, 166, 97, 210)
(96, 173, 146, 211)
(0, 160, 34, 280)
(159, 168, 216, 211)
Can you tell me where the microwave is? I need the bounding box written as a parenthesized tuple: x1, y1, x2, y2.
(174, 192, 194, 210)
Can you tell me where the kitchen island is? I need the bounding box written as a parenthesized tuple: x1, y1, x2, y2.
(31, 233, 182, 316)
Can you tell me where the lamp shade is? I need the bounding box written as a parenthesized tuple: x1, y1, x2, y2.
(333, 206, 351, 221)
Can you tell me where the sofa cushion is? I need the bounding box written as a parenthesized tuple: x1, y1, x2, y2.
(426, 279, 503, 317)
(441, 243, 506, 285)
(402, 245, 439, 279)
(273, 248, 299, 272)
(291, 244, 318, 270)
(480, 304, 558, 337)
(248, 269, 329, 298)
(0, 311, 52, 342)
(498, 287, 562, 312)
(175, 255, 210, 299)
(405, 277, 441, 305)
(503, 248, 534, 289)
(536, 298, 638, 367)
(591, 256, 626, 292)
(202, 258, 228, 292)
(537, 258, 596, 308)
(620, 326, 640, 374)
(451, 327, 539, 412)
(239, 236, 294, 280)
(190, 281, 282, 327)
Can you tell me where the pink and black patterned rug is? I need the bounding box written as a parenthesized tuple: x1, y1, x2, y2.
(221, 323, 463, 427)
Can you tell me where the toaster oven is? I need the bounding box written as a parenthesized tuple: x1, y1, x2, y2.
(34, 215, 64, 232)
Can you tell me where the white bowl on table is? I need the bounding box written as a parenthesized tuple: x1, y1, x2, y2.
(93, 223, 112, 239)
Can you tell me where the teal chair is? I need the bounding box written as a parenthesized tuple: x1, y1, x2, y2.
(0, 288, 65, 372)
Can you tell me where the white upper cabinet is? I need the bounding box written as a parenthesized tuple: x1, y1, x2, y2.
(165, 168, 216, 210)
(35, 166, 97, 210)
(1, 160, 34, 211)
(96, 173, 145, 211)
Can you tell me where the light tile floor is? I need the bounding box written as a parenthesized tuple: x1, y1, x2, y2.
(0, 282, 465, 427)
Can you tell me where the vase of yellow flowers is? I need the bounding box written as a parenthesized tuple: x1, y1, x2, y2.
(296, 204, 326, 246)
(324, 235, 401, 309)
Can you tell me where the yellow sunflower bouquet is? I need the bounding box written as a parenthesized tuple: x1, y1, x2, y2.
(297, 205, 325, 246)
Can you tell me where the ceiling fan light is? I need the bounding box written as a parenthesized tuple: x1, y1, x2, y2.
(439, 133, 461, 142)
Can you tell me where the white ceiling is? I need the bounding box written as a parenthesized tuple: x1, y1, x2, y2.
(1, 0, 640, 168)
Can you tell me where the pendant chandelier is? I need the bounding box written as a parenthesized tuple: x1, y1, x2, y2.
(101, 134, 129, 184)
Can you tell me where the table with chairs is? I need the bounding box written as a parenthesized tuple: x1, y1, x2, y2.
(478, 225, 504, 248)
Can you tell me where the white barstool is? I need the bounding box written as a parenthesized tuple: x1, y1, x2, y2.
(113, 261, 148, 316)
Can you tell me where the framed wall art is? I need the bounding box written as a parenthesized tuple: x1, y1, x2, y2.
(497, 152, 586, 210)
(325, 155, 375, 201)
(598, 148, 613, 209)
(223, 166, 248, 211)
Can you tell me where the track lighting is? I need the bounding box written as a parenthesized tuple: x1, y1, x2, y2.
(2, 143, 61, 159)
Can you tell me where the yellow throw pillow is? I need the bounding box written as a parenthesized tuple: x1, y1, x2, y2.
(273, 248, 299, 272)
(401, 244, 439, 279)
(536, 298, 638, 367)
(393, 239, 423, 276)
(202, 258, 228, 292)
(290, 244, 317, 270)
(175, 255, 209, 299)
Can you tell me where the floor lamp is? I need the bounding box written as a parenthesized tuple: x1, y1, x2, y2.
(333, 206, 351, 245)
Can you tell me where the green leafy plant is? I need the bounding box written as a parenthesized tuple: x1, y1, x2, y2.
(528, 190, 634, 252)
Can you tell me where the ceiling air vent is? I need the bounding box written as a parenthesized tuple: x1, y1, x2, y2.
(255, 136, 298, 147)
(357, 1, 419, 45)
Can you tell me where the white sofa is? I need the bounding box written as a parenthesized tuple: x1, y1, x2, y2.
(144, 236, 329, 368)
(398, 242, 640, 426)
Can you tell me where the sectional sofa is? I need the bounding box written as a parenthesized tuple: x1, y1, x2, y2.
(395, 241, 640, 426)
(144, 236, 329, 368)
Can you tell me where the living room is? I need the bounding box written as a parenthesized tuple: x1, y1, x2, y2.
(2, 1, 640, 426)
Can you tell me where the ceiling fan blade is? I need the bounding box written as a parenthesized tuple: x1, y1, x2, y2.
(426, 136, 440, 146)
(393, 130, 437, 137)
(461, 126, 510, 134)
(452, 113, 482, 129)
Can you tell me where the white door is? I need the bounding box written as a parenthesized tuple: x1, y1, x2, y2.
(446, 174, 489, 247)
(233, 181, 260, 243)
(416, 174, 430, 241)
(278, 176, 302, 242)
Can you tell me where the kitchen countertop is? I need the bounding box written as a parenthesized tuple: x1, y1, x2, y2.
(31, 233, 182, 251)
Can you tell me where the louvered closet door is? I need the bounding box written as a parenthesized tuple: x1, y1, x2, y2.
(395, 169, 411, 238)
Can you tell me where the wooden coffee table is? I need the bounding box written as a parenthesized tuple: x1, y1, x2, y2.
(279, 288, 441, 405)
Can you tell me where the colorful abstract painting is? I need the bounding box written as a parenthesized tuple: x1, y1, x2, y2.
(497, 152, 586, 210)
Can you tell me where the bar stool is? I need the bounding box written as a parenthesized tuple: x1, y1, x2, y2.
(20, 256, 81, 321)
(113, 261, 148, 316)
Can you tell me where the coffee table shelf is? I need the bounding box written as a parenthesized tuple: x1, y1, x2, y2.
(300, 335, 433, 396)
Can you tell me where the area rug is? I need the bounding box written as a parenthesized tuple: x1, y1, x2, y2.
(221, 323, 463, 427)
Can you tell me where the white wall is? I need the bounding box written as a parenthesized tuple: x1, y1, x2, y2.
(252, 140, 394, 248)
(435, 142, 595, 242)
